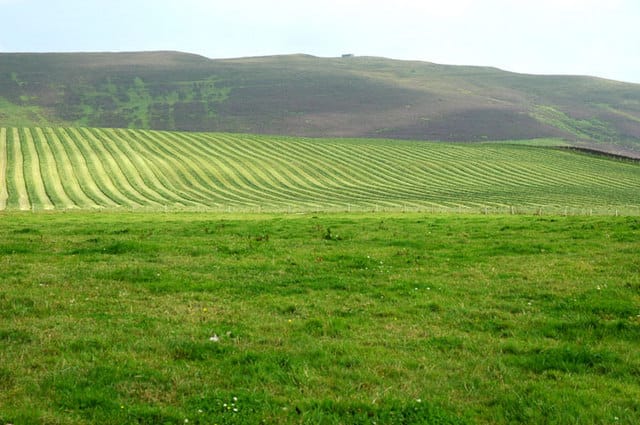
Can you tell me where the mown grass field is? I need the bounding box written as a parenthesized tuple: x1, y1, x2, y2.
(0, 212, 639, 424)
(1, 127, 639, 214)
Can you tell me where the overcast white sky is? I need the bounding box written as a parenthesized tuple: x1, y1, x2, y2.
(1, 0, 639, 83)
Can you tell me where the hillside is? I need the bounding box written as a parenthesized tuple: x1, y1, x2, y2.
(1, 52, 640, 157)
(1, 127, 638, 213)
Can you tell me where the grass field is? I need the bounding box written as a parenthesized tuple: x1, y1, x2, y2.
(1, 127, 639, 214)
(0, 212, 639, 424)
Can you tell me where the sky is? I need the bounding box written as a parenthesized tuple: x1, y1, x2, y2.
(1, 0, 639, 83)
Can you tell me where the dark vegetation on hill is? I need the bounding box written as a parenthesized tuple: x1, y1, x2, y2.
(1, 51, 640, 156)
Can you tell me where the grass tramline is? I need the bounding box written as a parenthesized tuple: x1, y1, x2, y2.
(0, 126, 639, 213)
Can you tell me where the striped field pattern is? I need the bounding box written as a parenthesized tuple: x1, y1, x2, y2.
(1, 127, 639, 214)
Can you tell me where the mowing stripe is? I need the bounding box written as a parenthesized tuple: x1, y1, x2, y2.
(41, 127, 97, 208)
(66, 127, 140, 207)
(77, 128, 153, 206)
(113, 129, 209, 207)
(3, 127, 639, 212)
(104, 129, 194, 207)
(21, 128, 54, 210)
(10, 128, 31, 210)
(0, 128, 7, 210)
(90, 128, 168, 205)
(31, 127, 76, 209)
(55, 128, 119, 208)
(140, 130, 245, 204)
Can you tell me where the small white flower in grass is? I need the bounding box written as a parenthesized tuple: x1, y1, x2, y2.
(209, 334, 219, 342)
(233, 408, 238, 412)
(416, 398, 422, 403)
(233, 396, 238, 402)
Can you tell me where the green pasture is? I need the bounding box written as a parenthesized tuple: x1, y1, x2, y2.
(1, 127, 639, 214)
(1, 212, 639, 424)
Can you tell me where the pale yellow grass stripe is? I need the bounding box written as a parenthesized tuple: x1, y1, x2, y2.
(42, 128, 97, 208)
(33, 128, 76, 209)
(74, 128, 148, 207)
(66, 128, 140, 207)
(93, 128, 168, 205)
(0, 128, 7, 210)
(56, 128, 119, 207)
(22, 128, 54, 210)
(11, 128, 31, 210)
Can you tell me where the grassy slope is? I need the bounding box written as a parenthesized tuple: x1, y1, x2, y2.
(1, 52, 639, 156)
(0, 213, 638, 424)
(1, 127, 639, 213)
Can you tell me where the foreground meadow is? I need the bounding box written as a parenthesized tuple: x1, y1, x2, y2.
(1, 212, 639, 424)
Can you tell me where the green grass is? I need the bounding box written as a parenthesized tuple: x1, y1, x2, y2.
(1, 127, 639, 214)
(0, 212, 638, 424)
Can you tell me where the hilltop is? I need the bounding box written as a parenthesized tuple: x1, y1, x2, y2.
(1, 51, 640, 156)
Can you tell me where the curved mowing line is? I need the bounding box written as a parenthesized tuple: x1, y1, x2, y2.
(208, 133, 407, 206)
(0, 128, 7, 210)
(113, 129, 211, 207)
(32, 128, 76, 209)
(56, 128, 120, 208)
(21, 128, 54, 210)
(140, 130, 247, 204)
(144, 130, 260, 205)
(66, 128, 140, 208)
(77, 128, 154, 207)
(8, 127, 640, 212)
(215, 133, 392, 203)
(186, 132, 338, 204)
(107, 128, 199, 207)
(41, 128, 97, 208)
(162, 131, 292, 205)
(11, 129, 31, 210)
(241, 135, 416, 202)
(282, 138, 430, 195)
(91, 128, 170, 206)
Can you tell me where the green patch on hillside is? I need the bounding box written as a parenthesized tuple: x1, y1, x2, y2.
(0, 97, 53, 127)
(532, 105, 619, 141)
(60, 75, 230, 130)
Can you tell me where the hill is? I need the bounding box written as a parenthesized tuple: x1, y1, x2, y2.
(1, 127, 638, 213)
(1, 52, 640, 157)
